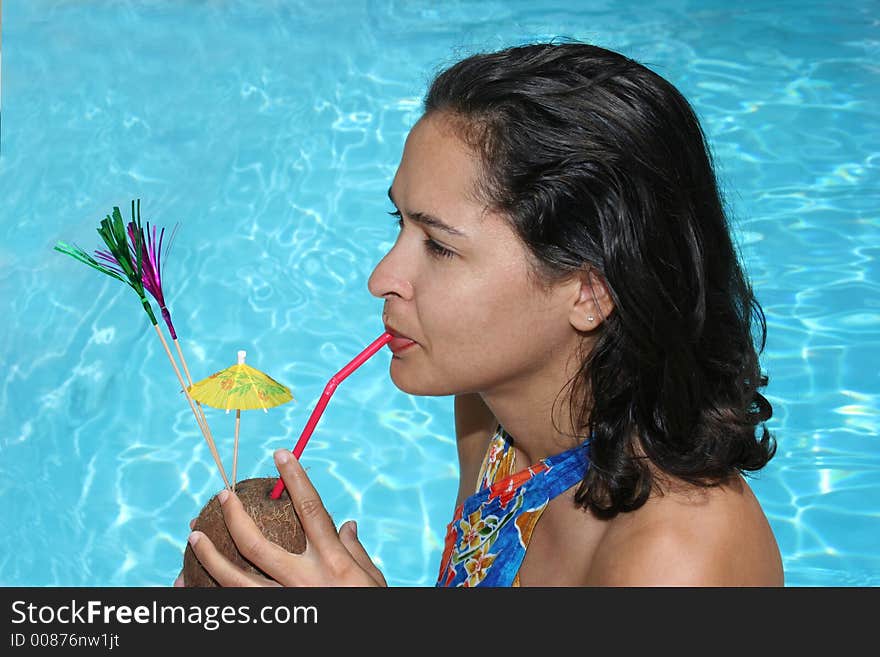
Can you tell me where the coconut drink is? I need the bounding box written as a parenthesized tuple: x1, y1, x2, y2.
(183, 477, 305, 587)
(181, 334, 396, 585)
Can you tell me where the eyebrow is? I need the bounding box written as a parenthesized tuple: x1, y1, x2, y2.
(387, 187, 468, 239)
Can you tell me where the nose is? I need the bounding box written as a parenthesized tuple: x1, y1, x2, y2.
(368, 245, 415, 301)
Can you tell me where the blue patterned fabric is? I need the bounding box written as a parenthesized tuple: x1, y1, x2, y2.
(436, 424, 590, 587)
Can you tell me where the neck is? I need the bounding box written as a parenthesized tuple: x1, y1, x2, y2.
(481, 342, 590, 465)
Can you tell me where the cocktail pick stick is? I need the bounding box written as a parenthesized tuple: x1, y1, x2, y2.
(233, 409, 241, 493)
(106, 202, 229, 488)
(269, 332, 393, 500)
(173, 340, 212, 438)
(120, 202, 230, 487)
(153, 324, 232, 490)
(123, 207, 215, 442)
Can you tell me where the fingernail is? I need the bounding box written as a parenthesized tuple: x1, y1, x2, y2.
(189, 518, 197, 530)
(188, 532, 201, 547)
(350, 520, 358, 538)
(275, 449, 291, 465)
(173, 574, 184, 587)
(217, 489, 229, 505)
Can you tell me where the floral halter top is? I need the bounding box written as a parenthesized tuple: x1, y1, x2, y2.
(436, 423, 591, 587)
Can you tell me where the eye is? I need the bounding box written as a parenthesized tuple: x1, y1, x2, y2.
(423, 238, 456, 259)
(388, 210, 456, 260)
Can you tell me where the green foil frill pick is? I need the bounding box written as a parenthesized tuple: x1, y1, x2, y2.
(97, 202, 158, 326)
(54, 201, 158, 326)
(53, 240, 128, 285)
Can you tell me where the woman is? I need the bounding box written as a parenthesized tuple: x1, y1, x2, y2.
(180, 41, 783, 587)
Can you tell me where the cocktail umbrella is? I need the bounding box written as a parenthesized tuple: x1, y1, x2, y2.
(55, 201, 231, 489)
(187, 350, 293, 491)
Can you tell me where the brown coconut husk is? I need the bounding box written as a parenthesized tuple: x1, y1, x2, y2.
(183, 477, 305, 587)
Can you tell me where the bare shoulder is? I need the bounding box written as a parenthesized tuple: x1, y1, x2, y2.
(586, 474, 784, 586)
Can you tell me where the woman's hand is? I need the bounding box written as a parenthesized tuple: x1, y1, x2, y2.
(172, 517, 198, 587)
(180, 449, 387, 587)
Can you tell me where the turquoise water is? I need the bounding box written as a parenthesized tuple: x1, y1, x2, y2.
(1, 0, 877, 587)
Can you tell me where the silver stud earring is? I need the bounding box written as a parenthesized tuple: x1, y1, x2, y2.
(587, 315, 594, 322)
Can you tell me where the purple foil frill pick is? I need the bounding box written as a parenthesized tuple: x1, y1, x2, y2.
(126, 220, 180, 340)
(93, 248, 126, 279)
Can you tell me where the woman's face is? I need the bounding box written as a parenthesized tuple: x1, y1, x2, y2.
(368, 112, 582, 397)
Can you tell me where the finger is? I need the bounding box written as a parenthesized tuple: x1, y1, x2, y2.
(274, 450, 344, 555)
(216, 488, 301, 584)
(187, 531, 279, 588)
(189, 518, 197, 530)
(173, 571, 184, 587)
(339, 521, 387, 587)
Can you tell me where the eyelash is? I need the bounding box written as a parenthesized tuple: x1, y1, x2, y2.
(388, 210, 455, 259)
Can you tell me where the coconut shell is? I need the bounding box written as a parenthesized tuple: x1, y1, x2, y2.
(183, 477, 306, 587)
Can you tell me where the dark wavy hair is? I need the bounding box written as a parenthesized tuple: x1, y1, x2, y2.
(423, 41, 776, 518)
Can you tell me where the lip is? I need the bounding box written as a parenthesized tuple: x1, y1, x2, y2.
(384, 324, 417, 354)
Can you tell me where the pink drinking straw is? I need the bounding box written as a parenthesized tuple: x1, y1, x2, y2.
(269, 331, 394, 499)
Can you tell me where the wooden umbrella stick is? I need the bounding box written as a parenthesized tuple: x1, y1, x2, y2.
(233, 409, 241, 493)
(152, 324, 231, 490)
(173, 339, 212, 444)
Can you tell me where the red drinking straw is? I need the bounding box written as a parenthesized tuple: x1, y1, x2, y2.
(269, 331, 394, 499)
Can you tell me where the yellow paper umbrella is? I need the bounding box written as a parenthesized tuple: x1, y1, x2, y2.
(187, 350, 293, 490)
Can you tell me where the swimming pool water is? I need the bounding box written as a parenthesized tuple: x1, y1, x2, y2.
(1, 0, 877, 587)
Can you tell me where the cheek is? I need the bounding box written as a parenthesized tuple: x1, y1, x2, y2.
(425, 275, 535, 365)
(388, 277, 486, 385)
(422, 275, 498, 339)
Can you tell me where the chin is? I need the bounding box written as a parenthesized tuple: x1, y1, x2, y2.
(389, 359, 459, 397)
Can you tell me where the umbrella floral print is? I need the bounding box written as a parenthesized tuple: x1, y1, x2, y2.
(189, 356, 293, 411)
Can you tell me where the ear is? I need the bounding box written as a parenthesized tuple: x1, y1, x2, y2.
(570, 268, 615, 332)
